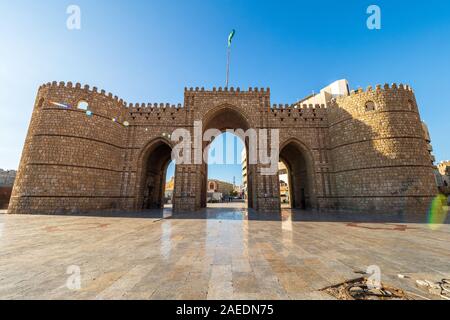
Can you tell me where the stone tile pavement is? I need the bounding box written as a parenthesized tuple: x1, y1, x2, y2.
(0, 207, 449, 300)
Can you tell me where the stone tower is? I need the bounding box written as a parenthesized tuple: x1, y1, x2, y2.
(328, 84, 437, 214)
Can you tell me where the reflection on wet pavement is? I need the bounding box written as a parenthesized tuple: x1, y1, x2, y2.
(0, 207, 449, 300)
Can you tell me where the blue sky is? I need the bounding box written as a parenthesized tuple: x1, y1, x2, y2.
(1, 1, 449, 185)
(166, 132, 244, 184)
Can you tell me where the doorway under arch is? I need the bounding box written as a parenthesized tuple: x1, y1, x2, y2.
(204, 131, 246, 208)
(278, 159, 291, 208)
(136, 140, 173, 210)
(279, 141, 315, 210)
(200, 106, 255, 209)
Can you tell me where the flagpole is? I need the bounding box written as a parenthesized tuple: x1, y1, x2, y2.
(226, 29, 235, 88)
(226, 45, 230, 88)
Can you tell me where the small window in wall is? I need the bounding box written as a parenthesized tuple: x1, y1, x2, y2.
(77, 101, 89, 110)
(365, 101, 376, 112)
(408, 100, 415, 111)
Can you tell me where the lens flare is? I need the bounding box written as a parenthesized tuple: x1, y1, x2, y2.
(427, 194, 448, 230)
(50, 101, 70, 108)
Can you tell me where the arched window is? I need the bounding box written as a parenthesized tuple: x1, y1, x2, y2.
(77, 100, 89, 110)
(365, 101, 376, 112)
(408, 100, 415, 111)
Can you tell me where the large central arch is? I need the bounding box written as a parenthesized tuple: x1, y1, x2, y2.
(201, 105, 255, 209)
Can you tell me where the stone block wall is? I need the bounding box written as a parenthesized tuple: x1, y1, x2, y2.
(328, 84, 437, 214)
(8, 83, 438, 215)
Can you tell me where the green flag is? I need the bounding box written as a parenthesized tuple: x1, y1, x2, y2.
(228, 29, 235, 47)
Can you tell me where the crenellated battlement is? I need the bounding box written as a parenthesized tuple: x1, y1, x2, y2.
(38, 81, 419, 125)
(271, 103, 326, 110)
(329, 82, 419, 119)
(128, 102, 184, 112)
(128, 102, 185, 124)
(335, 83, 414, 102)
(40, 81, 128, 107)
(39, 82, 273, 114)
(184, 86, 270, 94)
(268, 103, 328, 124)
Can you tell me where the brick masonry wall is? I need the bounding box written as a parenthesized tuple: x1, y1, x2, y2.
(8, 83, 438, 215)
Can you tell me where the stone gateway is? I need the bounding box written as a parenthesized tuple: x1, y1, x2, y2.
(8, 81, 437, 215)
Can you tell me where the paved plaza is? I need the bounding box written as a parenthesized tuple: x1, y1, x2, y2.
(0, 206, 449, 300)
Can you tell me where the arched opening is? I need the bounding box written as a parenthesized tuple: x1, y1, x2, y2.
(77, 100, 89, 111)
(201, 106, 254, 209)
(137, 140, 173, 210)
(164, 160, 175, 208)
(278, 160, 291, 208)
(365, 101, 376, 112)
(279, 141, 314, 210)
(205, 132, 246, 208)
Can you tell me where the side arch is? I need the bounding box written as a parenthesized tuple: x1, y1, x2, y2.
(134, 137, 174, 210)
(279, 138, 318, 209)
